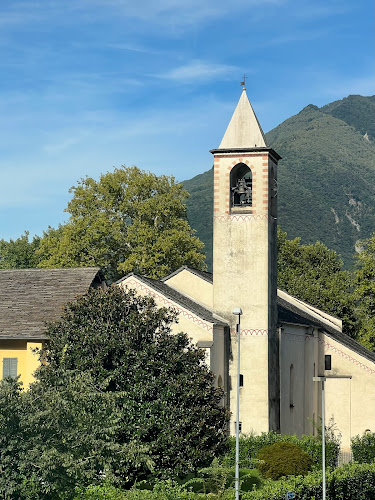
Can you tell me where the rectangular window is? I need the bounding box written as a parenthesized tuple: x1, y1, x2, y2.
(325, 355, 332, 371)
(239, 374, 244, 387)
(3, 358, 17, 379)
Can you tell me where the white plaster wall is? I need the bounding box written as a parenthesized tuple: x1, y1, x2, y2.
(164, 269, 213, 309)
(280, 325, 316, 436)
(213, 152, 277, 435)
(230, 334, 270, 435)
(319, 332, 375, 452)
(119, 277, 214, 343)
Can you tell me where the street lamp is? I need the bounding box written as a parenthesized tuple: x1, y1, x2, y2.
(232, 307, 243, 500)
(313, 376, 327, 500)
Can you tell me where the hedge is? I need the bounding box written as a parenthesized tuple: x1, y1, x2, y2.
(243, 463, 375, 500)
(75, 464, 375, 499)
(222, 431, 339, 470)
(352, 431, 375, 463)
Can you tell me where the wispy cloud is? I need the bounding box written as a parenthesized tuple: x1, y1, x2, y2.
(155, 61, 238, 83)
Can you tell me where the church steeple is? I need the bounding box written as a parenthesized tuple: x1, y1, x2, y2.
(219, 89, 267, 149)
(211, 89, 281, 435)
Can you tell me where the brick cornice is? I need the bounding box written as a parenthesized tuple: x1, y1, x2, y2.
(210, 147, 281, 162)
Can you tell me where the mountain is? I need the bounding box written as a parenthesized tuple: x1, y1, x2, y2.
(183, 95, 375, 270)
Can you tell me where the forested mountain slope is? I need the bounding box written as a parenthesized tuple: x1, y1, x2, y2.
(183, 95, 375, 270)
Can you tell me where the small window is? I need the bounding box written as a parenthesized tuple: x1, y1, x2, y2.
(3, 358, 17, 379)
(325, 355, 332, 371)
(239, 374, 244, 387)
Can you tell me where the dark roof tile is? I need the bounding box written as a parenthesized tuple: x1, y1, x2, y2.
(0, 268, 103, 339)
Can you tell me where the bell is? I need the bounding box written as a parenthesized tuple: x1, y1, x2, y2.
(236, 178, 247, 194)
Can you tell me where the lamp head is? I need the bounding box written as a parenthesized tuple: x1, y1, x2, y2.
(232, 307, 243, 316)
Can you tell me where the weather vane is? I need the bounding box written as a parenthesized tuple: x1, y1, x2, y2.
(240, 75, 247, 89)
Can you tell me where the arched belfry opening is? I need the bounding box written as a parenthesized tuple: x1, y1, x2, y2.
(230, 163, 252, 209)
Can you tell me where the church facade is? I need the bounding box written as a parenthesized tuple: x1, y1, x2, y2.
(119, 89, 375, 453)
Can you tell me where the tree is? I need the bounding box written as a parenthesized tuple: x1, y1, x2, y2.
(355, 233, 375, 350)
(0, 375, 150, 500)
(277, 228, 357, 338)
(36, 286, 228, 481)
(36, 166, 206, 281)
(0, 231, 41, 269)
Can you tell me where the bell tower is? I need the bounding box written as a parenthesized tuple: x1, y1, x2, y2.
(211, 88, 281, 433)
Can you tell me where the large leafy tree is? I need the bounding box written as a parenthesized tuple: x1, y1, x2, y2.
(37, 286, 228, 481)
(355, 233, 375, 350)
(0, 375, 150, 500)
(277, 228, 357, 338)
(36, 166, 206, 281)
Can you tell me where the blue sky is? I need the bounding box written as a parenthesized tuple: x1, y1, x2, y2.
(1, 0, 374, 241)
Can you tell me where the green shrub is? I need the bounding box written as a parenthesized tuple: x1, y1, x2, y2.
(74, 483, 128, 499)
(257, 442, 313, 480)
(352, 432, 375, 463)
(243, 462, 375, 500)
(222, 430, 339, 470)
(183, 460, 262, 494)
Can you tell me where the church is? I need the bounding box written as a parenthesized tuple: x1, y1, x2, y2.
(1, 89, 375, 455)
(117, 88, 375, 454)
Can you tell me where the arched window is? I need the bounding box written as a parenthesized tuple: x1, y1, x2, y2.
(230, 163, 252, 208)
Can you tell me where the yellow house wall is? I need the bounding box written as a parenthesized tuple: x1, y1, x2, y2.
(164, 269, 213, 310)
(0, 339, 43, 389)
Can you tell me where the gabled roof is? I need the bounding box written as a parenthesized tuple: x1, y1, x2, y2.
(0, 268, 104, 340)
(118, 273, 227, 327)
(218, 89, 267, 149)
(278, 290, 375, 364)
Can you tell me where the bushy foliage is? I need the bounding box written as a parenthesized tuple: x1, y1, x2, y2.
(355, 233, 375, 350)
(0, 374, 150, 500)
(352, 431, 375, 463)
(257, 442, 313, 479)
(222, 431, 339, 470)
(0, 231, 41, 269)
(277, 228, 357, 337)
(243, 462, 375, 500)
(36, 166, 206, 281)
(76, 463, 375, 499)
(0, 288, 228, 498)
(37, 287, 228, 482)
(181, 459, 262, 495)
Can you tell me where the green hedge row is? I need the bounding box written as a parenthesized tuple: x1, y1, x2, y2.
(74, 463, 375, 500)
(352, 432, 375, 463)
(222, 430, 339, 469)
(244, 463, 375, 500)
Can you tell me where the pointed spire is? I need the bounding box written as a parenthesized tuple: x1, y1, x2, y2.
(219, 88, 267, 149)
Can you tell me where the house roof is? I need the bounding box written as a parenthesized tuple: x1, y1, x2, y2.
(278, 292, 375, 364)
(0, 268, 103, 340)
(118, 273, 227, 327)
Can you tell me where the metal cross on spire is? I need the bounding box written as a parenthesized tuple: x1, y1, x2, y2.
(240, 75, 247, 89)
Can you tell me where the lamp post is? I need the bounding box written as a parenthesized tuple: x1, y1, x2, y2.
(232, 307, 243, 500)
(313, 376, 327, 500)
